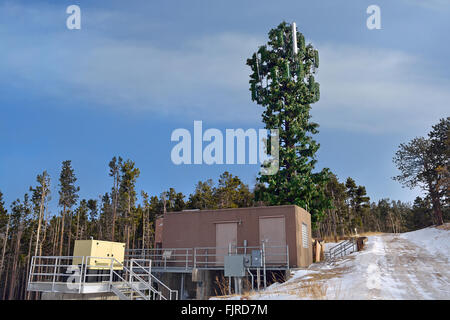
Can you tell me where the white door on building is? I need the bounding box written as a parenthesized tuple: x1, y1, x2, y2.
(215, 223, 237, 265)
(259, 217, 286, 264)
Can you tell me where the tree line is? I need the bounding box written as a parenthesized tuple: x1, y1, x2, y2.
(0, 162, 258, 299)
(0, 115, 448, 299)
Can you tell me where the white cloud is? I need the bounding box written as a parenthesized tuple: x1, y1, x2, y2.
(313, 44, 450, 134)
(70, 33, 262, 116)
(0, 2, 448, 133)
(0, 30, 263, 123)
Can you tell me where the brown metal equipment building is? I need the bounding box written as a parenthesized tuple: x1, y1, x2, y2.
(156, 205, 312, 268)
(129, 205, 313, 299)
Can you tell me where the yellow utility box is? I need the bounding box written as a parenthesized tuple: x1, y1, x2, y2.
(72, 240, 125, 270)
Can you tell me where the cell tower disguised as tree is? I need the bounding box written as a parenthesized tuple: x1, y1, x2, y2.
(247, 21, 330, 223)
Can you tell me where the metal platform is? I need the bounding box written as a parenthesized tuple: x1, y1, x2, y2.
(28, 281, 114, 294)
(28, 244, 290, 299)
(27, 256, 178, 300)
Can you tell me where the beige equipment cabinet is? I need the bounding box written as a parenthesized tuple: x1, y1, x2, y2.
(72, 240, 125, 270)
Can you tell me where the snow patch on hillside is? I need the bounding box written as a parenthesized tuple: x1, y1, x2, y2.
(400, 223, 450, 261)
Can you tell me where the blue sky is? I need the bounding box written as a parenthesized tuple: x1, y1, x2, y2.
(1, 0, 449, 214)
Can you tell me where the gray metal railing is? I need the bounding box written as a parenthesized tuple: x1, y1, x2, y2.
(28, 256, 86, 293)
(326, 239, 357, 261)
(130, 259, 178, 300)
(27, 256, 178, 300)
(126, 248, 193, 270)
(126, 244, 289, 270)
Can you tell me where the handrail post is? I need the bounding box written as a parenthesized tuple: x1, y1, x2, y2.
(185, 249, 188, 270)
(78, 256, 84, 293)
(286, 245, 289, 269)
(130, 259, 134, 283)
(52, 257, 58, 292)
(79, 256, 84, 294)
(27, 256, 35, 290)
(109, 258, 114, 289)
(83, 256, 88, 285)
(130, 259, 134, 300)
(148, 260, 151, 287)
(193, 248, 196, 269)
(262, 242, 266, 289)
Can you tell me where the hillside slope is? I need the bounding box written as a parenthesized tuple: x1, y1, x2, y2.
(232, 224, 450, 300)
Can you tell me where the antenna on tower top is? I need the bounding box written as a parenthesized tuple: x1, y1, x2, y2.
(292, 22, 298, 56)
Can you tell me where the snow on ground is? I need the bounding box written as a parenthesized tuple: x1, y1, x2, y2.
(400, 224, 450, 262)
(219, 224, 450, 300)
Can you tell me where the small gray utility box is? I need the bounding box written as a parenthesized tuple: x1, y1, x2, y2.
(251, 250, 263, 268)
(224, 255, 246, 277)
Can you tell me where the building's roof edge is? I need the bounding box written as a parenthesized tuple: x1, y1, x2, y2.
(162, 204, 305, 216)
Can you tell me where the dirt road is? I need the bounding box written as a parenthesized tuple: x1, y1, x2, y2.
(357, 233, 449, 299)
(244, 230, 450, 300)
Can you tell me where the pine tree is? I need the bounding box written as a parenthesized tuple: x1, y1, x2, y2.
(407, 197, 433, 230)
(75, 199, 88, 240)
(29, 171, 50, 258)
(160, 188, 186, 212)
(215, 172, 253, 209)
(323, 173, 347, 239)
(109, 156, 122, 241)
(86, 199, 98, 238)
(58, 160, 79, 256)
(141, 192, 152, 250)
(393, 117, 449, 225)
(0, 191, 7, 229)
(8, 194, 31, 299)
(119, 159, 140, 248)
(100, 193, 112, 240)
(0, 191, 9, 287)
(354, 186, 370, 231)
(428, 117, 449, 214)
(187, 180, 216, 210)
(247, 21, 330, 225)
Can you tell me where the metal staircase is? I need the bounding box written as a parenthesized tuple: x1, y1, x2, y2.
(109, 258, 176, 300)
(325, 238, 357, 262)
(109, 261, 155, 300)
(127, 259, 178, 300)
(110, 282, 146, 300)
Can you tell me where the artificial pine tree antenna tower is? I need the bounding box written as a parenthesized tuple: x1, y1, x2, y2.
(247, 22, 330, 224)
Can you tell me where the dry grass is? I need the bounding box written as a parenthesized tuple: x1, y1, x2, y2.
(296, 280, 328, 299)
(244, 261, 351, 300)
(216, 278, 345, 300)
(358, 231, 385, 237)
(242, 279, 345, 300)
(214, 275, 230, 296)
(436, 223, 450, 231)
(240, 291, 252, 300)
(320, 236, 340, 243)
(296, 280, 344, 299)
(319, 232, 384, 243)
(214, 274, 256, 299)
